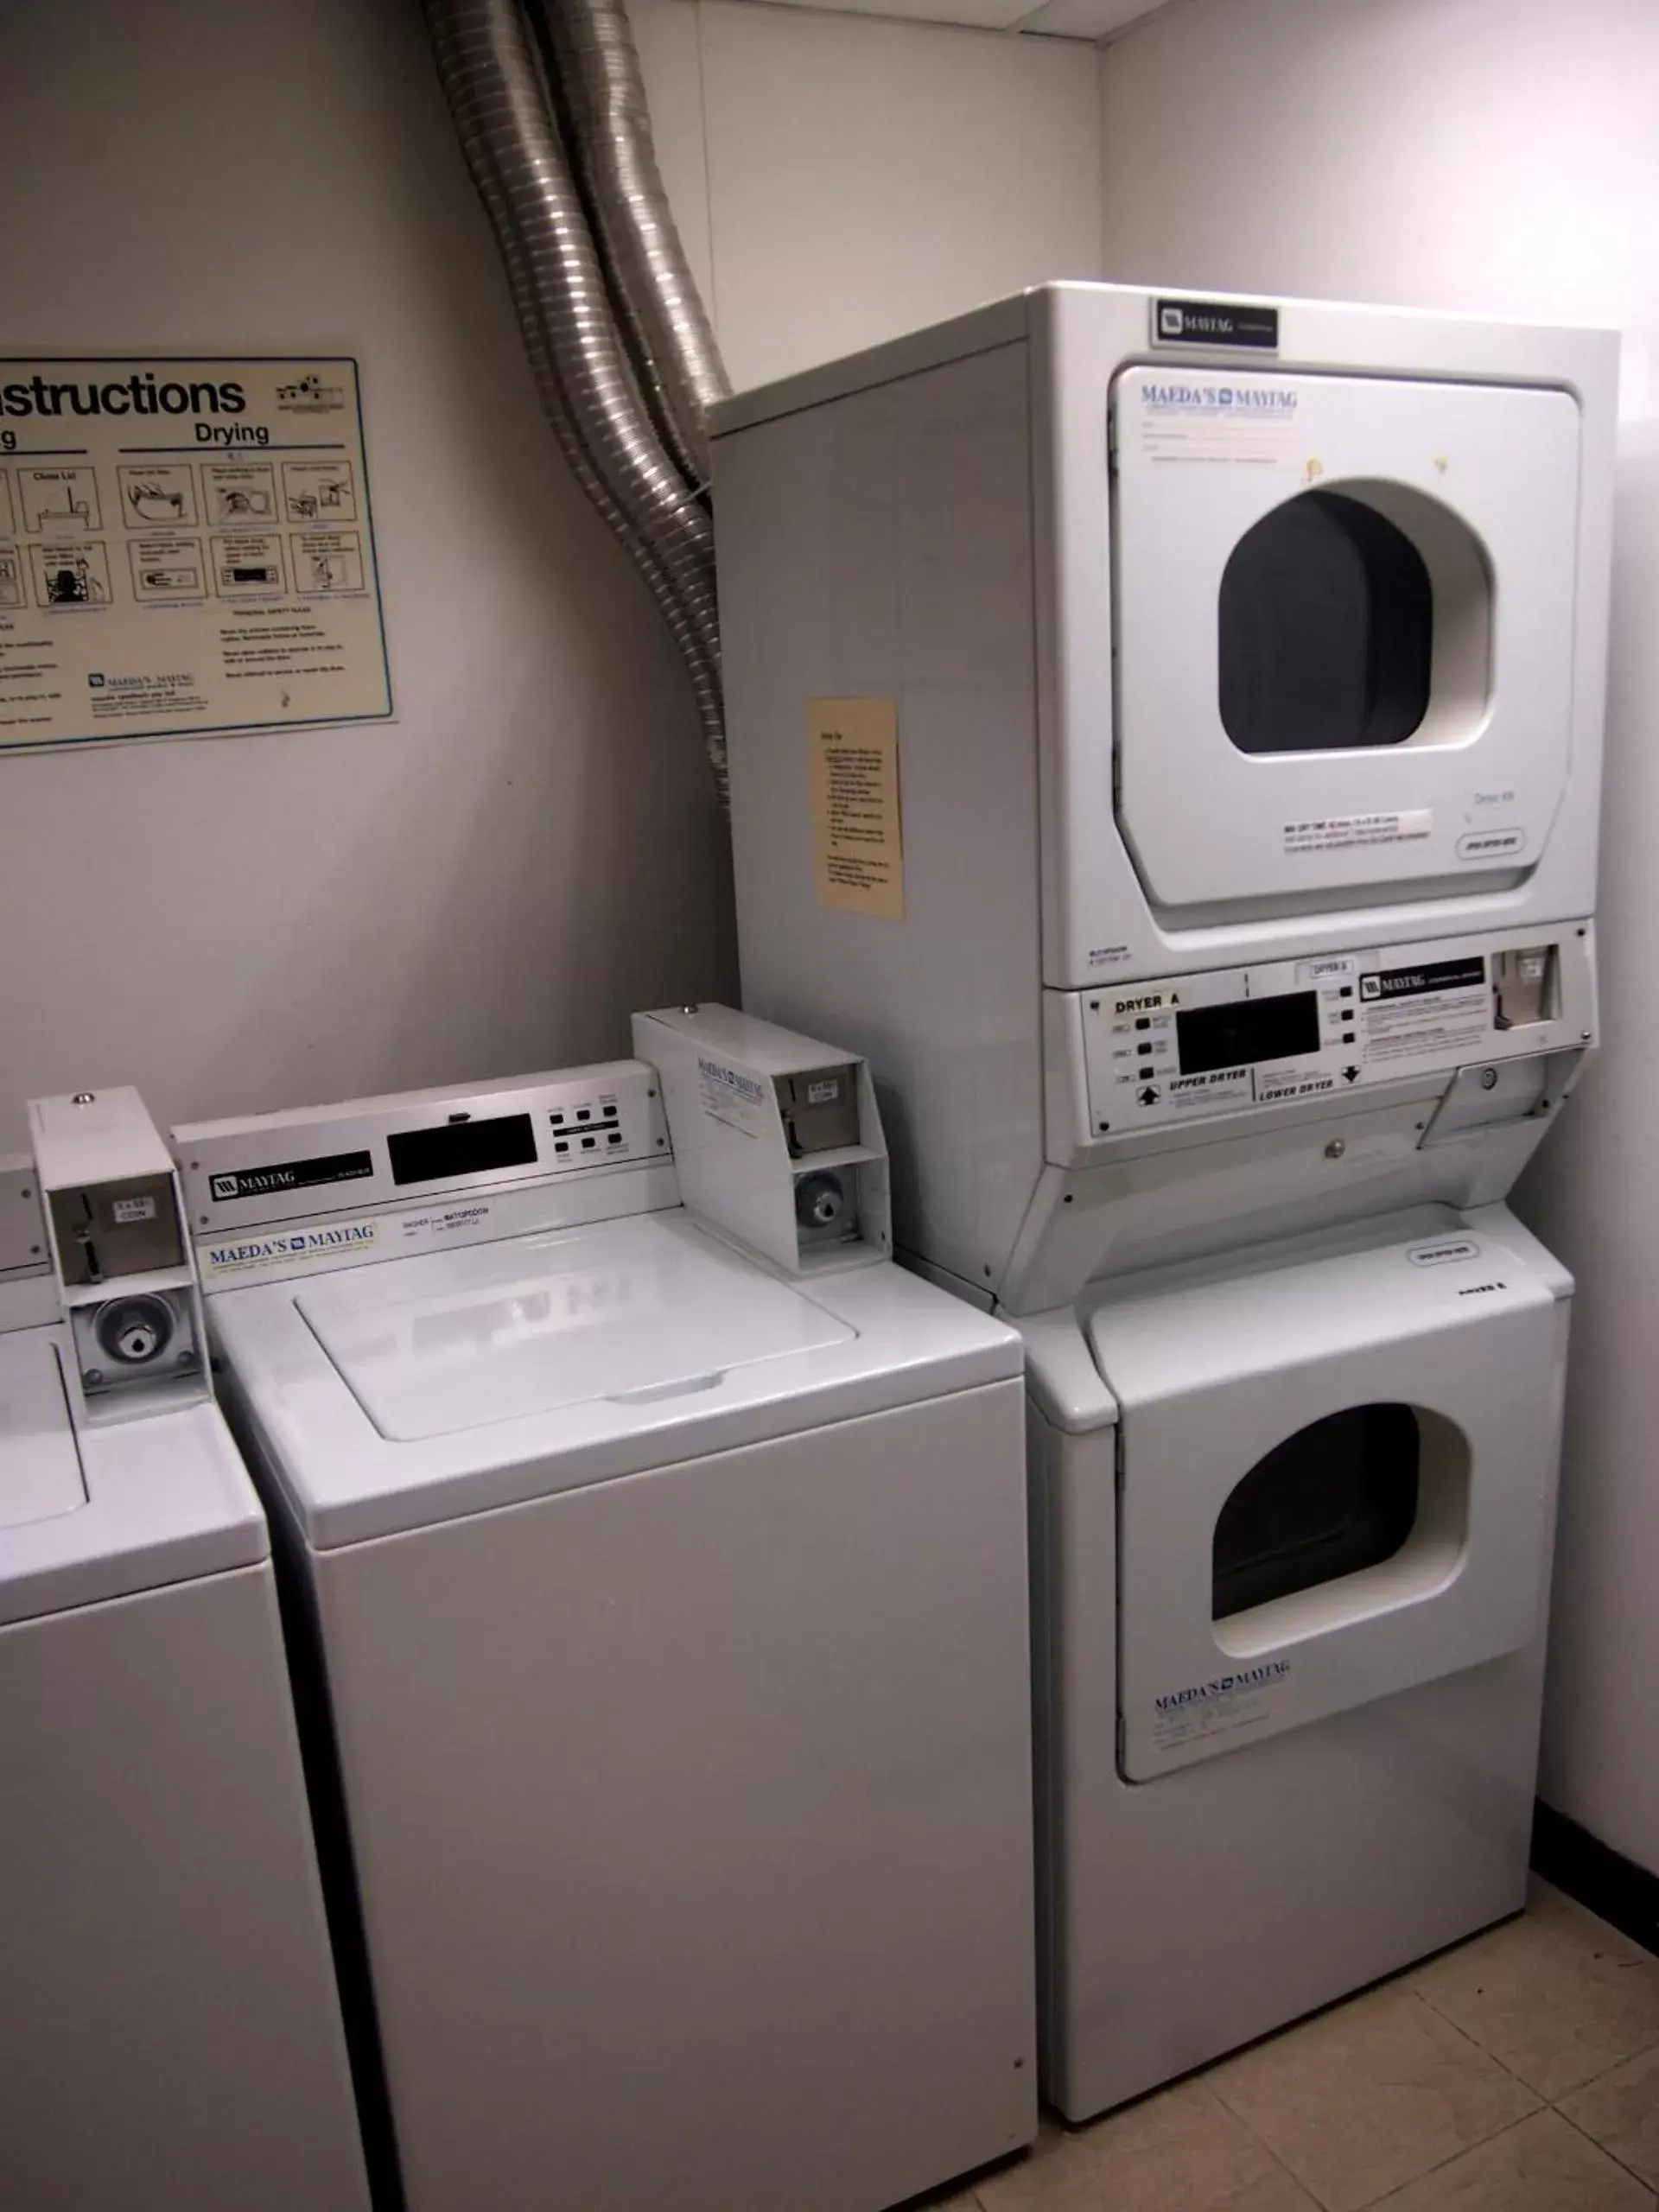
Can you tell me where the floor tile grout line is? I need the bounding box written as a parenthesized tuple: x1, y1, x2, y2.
(1548, 2031, 1659, 2107)
(1396, 1974, 1558, 2099)
(1340, 2107, 1566, 2212)
(1551, 2098, 1659, 2199)
(1184, 2076, 1330, 2209)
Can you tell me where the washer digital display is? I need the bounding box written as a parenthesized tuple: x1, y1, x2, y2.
(1176, 991, 1321, 1075)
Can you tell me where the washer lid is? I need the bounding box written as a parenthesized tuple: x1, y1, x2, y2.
(209, 1208, 1023, 1549)
(0, 1332, 86, 1530)
(297, 1213, 857, 1441)
(0, 1324, 267, 1629)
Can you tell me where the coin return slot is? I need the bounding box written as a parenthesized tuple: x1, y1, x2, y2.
(1493, 945, 1560, 1031)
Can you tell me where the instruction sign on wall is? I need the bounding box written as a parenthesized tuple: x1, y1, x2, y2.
(0, 356, 391, 752)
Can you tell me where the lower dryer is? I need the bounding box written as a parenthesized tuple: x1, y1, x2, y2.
(1025, 1202, 1569, 2119)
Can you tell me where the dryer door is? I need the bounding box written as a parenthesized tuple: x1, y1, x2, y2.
(1111, 368, 1581, 917)
(1089, 1221, 1567, 1781)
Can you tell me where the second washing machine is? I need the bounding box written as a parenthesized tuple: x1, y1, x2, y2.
(174, 1011, 1037, 2212)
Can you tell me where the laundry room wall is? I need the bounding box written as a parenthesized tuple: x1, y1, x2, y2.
(1096, 0, 1659, 1882)
(0, 0, 1101, 1149)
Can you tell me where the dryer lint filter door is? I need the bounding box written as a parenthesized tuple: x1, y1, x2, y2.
(1091, 1228, 1565, 1781)
(1111, 369, 1580, 914)
(296, 1212, 857, 1441)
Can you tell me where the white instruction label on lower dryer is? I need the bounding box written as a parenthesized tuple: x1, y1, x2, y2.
(1284, 810, 1432, 855)
(1357, 955, 1490, 1066)
(1150, 1659, 1294, 1755)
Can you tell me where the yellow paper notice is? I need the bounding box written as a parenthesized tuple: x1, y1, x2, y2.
(809, 697, 904, 920)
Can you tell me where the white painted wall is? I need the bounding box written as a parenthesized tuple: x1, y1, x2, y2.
(1100, 0, 1659, 1878)
(636, 0, 1103, 390)
(0, 0, 1101, 1148)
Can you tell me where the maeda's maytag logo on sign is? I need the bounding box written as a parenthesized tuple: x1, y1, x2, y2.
(1152, 296, 1280, 352)
(275, 369, 346, 414)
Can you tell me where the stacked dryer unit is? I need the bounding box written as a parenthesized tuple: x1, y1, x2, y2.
(712, 282, 1618, 2116)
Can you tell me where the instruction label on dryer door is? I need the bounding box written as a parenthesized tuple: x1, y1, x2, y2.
(0, 356, 391, 753)
(1284, 810, 1433, 855)
(1149, 1659, 1294, 1754)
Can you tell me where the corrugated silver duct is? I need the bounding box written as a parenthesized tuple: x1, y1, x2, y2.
(532, 0, 730, 491)
(423, 0, 729, 804)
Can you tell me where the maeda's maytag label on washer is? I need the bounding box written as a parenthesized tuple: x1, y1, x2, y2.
(200, 1215, 380, 1280)
(1150, 1658, 1293, 1753)
(1285, 810, 1432, 855)
(1152, 298, 1280, 352)
(207, 1148, 374, 1202)
(696, 1056, 769, 1140)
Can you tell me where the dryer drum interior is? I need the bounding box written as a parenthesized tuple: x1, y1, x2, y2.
(1212, 1402, 1422, 1620)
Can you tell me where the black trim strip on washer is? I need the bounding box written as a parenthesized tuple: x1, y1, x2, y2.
(1532, 1800, 1659, 1959)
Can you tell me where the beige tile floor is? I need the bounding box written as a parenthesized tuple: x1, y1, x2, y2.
(929, 1881, 1659, 2212)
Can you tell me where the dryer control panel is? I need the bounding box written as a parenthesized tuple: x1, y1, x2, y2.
(1078, 923, 1593, 1140)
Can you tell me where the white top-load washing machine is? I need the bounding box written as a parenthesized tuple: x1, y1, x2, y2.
(0, 1091, 369, 2212)
(174, 1008, 1036, 2212)
(711, 283, 1617, 2116)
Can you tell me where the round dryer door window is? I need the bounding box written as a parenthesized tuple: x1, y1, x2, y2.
(1109, 367, 1581, 916)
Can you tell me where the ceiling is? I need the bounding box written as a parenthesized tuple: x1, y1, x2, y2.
(747, 0, 1176, 41)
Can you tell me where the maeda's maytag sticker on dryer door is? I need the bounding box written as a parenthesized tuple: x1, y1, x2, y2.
(1130, 378, 1301, 464)
(0, 355, 391, 753)
(1149, 1659, 1293, 1755)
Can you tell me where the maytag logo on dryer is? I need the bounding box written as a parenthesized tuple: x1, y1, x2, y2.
(1358, 957, 1485, 1002)
(1152, 297, 1281, 352)
(207, 1148, 374, 1202)
(201, 1217, 379, 1279)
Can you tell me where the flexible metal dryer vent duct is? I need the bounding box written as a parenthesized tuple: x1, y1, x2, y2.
(424, 0, 733, 805)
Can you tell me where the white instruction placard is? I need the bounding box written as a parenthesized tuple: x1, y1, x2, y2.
(0, 357, 391, 752)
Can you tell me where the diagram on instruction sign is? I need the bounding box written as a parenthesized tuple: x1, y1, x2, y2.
(129, 537, 204, 601)
(29, 540, 111, 607)
(21, 467, 102, 534)
(118, 463, 199, 528)
(283, 459, 356, 524)
(212, 532, 287, 595)
(204, 461, 277, 526)
(289, 531, 363, 594)
(0, 353, 391, 753)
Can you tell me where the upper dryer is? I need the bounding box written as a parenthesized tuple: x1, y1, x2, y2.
(715, 283, 1617, 990)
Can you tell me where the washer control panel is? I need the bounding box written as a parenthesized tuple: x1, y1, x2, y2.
(1081, 925, 1592, 1137)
